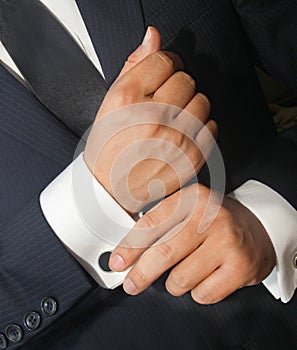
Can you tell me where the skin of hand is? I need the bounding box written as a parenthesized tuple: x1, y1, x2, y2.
(109, 184, 276, 304)
(84, 27, 217, 214)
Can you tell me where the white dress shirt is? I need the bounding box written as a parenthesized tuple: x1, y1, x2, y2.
(1, 0, 296, 301)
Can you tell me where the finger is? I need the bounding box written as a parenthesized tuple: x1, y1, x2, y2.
(114, 51, 184, 97)
(117, 26, 162, 80)
(169, 93, 212, 151)
(122, 223, 202, 295)
(121, 185, 203, 295)
(109, 190, 189, 271)
(191, 265, 243, 304)
(183, 93, 211, 124)
(170, 93, 212, 163)
(169, 118, 218, 180)
(195, 119, 218, 164)
(165, 238, 222, 297)
(153, 71, 196, 108)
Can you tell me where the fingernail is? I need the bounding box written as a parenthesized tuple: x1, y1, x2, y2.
(192, 290, 207, 302)
(142, 26, 152, 45)
(123, 278, 138, 295)
(109, 254, 125, 271)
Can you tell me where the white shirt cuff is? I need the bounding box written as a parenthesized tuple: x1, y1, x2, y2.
(229, 180, 297, 303)
(40, 153, 135, 289)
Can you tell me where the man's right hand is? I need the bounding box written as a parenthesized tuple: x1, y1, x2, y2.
(84, 27, 217, 214)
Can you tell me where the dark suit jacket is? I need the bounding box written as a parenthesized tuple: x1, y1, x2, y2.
(0, 0, 296, 349)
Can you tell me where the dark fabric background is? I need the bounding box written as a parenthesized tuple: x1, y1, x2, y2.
(0, 0, 296, 349)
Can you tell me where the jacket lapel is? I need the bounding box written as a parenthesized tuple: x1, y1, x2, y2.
(76, 0, 146, 85)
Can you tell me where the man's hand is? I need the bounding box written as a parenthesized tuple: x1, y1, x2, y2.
(84, 27, 217, 213)
(109, 184, 276, 304)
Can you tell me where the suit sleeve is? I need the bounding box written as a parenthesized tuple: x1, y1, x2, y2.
(0, 198, 95, 349)
(0, 64, 95, 349)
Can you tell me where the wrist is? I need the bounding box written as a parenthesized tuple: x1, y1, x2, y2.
(83, 151, 138, 216)
(224, 196, 276, 282)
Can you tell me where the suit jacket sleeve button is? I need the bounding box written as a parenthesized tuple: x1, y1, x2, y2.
(41, 297, 58, 316)
(5, 324, 23, 343)
(294, 254, 297, 268)
(0, 334, 8, 349)
(24, 312, 41, 330)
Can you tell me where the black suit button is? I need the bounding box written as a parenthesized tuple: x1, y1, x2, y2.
(0, 334, 8, 349)
(24, 312, 41, 330)
(41, 297, 58, 316)
(5, 324, 23, 343)
(294, 253, 297, 268)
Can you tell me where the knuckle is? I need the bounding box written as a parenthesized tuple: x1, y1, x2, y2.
(221, 230, 239, 251)
(197, 93, 211, 109)
(155, 51, 176, 71)
(170, 269, 188, 289)
(177, 71, 196, 88)
(216, 206, 232, 223)
(115, 93, 130, 107)
(110, 78, 125, 93)
(142, 123, 161, 138)
(171, 129, 185, 148)
(141, 212, 158, 228)
(126, 51, 140, 65)
(132, 265, 148, 285)
(155, 242, 174, 263)
(111, 80, 136, 104)
(221, 223, 236, 241)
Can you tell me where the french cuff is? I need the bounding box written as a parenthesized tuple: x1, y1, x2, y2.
(228, 180, 297, 303)
(40, 153, 135, 289)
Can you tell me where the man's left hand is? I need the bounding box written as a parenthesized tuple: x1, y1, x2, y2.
(109, 184, 276, 304)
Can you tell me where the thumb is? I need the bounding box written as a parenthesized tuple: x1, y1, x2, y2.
(117, 26, 161, 80)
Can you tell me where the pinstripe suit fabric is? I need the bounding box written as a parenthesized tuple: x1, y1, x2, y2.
(0, 65, 96, 348)
(76, 0, 146, 86)
(0, 0, 296, 349)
